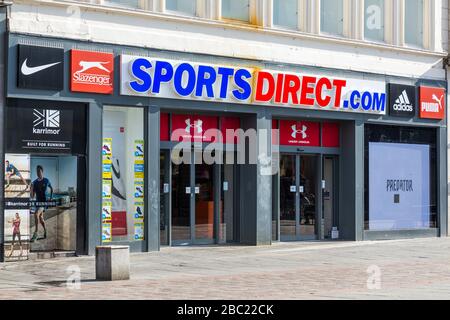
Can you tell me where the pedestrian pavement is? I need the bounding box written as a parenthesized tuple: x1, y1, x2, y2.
(1, 238, 450, 299)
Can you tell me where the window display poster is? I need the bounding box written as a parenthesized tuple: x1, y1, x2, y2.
(134, 201, 144, 220)
(102, 179, 112, 199)
(134, 140, 144, 160)
(134, 180, 144, 198)
(102, 138, 112, 158)
(134, 222, 144, 240)
(102, 222, 112, 242)
(4, 209, 30, 261)
(4, 154, 31, 262)
(29, 156, 78, 253)
(369, 142, 430, 231)
(102, 201, 112, 222)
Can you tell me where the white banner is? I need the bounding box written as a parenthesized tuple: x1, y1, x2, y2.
(369, 142, 430, 230)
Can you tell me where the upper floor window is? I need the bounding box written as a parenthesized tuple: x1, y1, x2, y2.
(364, 0, 385, 42)
(320, 0, 343, 36)
(166, 0, 197, 16)
(273, 0, 299, 30)
(103, 0, 140, 9)
(222, 0, 250, 22)
(404, 0, 424, 48)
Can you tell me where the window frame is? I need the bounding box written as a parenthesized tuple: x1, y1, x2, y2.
(268, 0, 307, 32)
(317, 0, 351, 38)
(361, 0, 390, 44)
(400, 0, 432, 49)
(159, 0, 206, 18)
(219, 0, 257, 24)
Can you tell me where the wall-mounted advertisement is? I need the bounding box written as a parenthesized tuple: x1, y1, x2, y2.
(102, 106, 145, 242)
(6, 100, 86, 154)
(368, 142, 431, 230)
(28, 156, 78, 252)
(4, 154, 31, 261)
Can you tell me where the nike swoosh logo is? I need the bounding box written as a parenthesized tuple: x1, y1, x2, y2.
(21, 59, 61, 76)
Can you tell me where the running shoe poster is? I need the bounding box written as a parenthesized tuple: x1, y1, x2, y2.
(28, 156, 78, 253)
(4, 154, 31, 262)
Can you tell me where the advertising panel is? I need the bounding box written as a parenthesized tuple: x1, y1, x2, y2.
(6, 100, 86, 154)
(120, 55, 387, 115)
(4, 154, 31, 261)
(419, 86, 446, 120)
(17, 45, 64, 91)
(71, 49, 114, 94)
(388, 84, 416, 117)
(369, 142, 431, 231)
(279, 120, 320, 146)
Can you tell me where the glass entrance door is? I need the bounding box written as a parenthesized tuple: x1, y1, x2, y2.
(170, 149, 229, 245)
(194, 162, 215, 243)
(280, 153, 318, 241)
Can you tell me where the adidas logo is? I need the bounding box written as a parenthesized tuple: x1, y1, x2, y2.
(393, 90, 413, 112)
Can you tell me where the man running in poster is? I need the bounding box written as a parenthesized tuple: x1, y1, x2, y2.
(30, 165, 53, 242)
(5, 160, 29, 190)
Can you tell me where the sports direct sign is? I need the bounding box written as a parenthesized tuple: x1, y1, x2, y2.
(120, 55, 387, 115)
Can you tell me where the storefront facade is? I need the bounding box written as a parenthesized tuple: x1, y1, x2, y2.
(0, 29, 447, 261)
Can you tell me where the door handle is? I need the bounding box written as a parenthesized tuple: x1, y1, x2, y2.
(290, 186, 297, 193)
(299, 186, 304, 193)
(185, 187, 191, 194)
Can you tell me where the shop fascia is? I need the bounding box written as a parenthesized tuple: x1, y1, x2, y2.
(120, 55, 387, 115)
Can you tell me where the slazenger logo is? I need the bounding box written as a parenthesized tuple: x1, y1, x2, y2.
(291, 124, 307, 139)
(73, 61, 111, 86)
(185, 119, 203, 134)
(33, 109, 61, 135)
(393, 90, 413, 112)
(421, 93, 444, 113)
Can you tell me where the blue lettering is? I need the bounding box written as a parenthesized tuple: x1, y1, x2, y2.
(372, 93, 386, 112)
(217, 67, 234, 99)
(174, 63, 196, 96)
(130, 58, 152, 93)
(152, 61, 174, 94)
(232, 69, 252, 100)
(350, 90, 361, 110)
(196, 65, 217, 98)
(361, 91, 372, 111)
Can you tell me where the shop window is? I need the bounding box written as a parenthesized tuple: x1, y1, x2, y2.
(404, 0, 424, 48)
(166, 0, 197, 16)
(364, 0, 385, 42)
(273, 0, 298, 29)
(102, 0, 140, 9)
(320, 0, 344, 36)
(102, 106, 145, 243)
(364, 124, 437, 231)
(222, 0, 250, 22)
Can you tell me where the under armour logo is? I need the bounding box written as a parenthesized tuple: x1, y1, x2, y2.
(185, 119, 203, 134)
(291, 124, 307, 139)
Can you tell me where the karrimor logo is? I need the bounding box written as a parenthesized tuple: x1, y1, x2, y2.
(71, 50, 114, 94)
(33, 109, 61, 135)
(185, 119, 203, 134)
(419, 86, 446, 120)
(291, 124, 307, 139)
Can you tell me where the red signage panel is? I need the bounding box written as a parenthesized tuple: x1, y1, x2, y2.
(279, 120, 320, 146)
(322, 122, 340, 148)
(419, 86, 445, 120)
(71, 49, 114, 94)
(221, 117, 241, 144)
(171, 114, 219, 142)
(160, 113, 169, 141)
